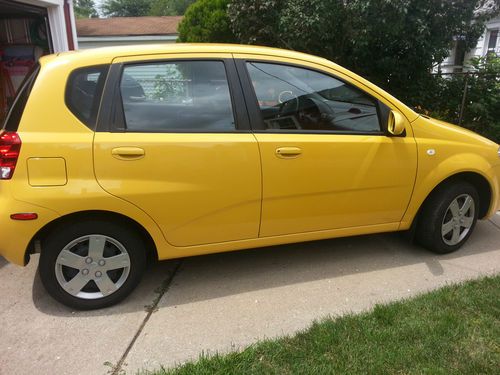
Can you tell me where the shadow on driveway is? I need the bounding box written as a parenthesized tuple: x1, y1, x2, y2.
(0, 256, 6, 269)
(32, 220, 500, 317)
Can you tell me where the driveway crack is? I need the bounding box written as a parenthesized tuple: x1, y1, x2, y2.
(111, 260, 182, 375)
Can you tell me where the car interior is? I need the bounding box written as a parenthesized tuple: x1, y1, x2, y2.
(119, 62, 235, 132)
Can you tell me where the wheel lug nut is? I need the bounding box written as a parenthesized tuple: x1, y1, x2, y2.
(85, 257, 93, 264)
(95, 271, 102, 278)
(98, 260, 105, 266)
(82, 269, 89, 275)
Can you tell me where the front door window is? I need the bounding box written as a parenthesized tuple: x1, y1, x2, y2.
(246, 62, 381, 133)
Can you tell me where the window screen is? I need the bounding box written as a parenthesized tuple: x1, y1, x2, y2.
(119, 61, 235, 132)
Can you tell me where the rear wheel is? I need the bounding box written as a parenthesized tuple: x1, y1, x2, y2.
(416, 181, 479, 254)
(39, 220, 146, 310)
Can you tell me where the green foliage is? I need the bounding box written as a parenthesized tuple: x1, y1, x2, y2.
(74, 0, 98, 18)
(227, 0, 500, 141)
(152, 66, 186, 101)
(345, 0, 496, 100)
(101, 0, 151, 17)
(101, 0, 195, 17)
(177, 0, 236, 43)
(228, 0, 499, 99)
(227, 0, 285, 46)
(149, 0, 196, 16)
(417, 56, 500, 143)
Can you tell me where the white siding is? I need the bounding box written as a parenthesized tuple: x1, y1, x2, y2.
(77, 35, 178, 50)
(436, 16, 500, 73)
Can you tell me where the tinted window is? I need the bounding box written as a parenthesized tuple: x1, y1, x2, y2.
(247, 62, 381, 133)
(66, 65, 108, 129)
(3, 64, 39, 131)
(119, 61, 235, 132)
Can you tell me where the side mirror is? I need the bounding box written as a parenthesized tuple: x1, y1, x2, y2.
(387, 110, 405, 136)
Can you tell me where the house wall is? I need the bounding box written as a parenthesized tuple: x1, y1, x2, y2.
(437, 16, 500, 73)
(77, 35, 178, 50)
(479, 16, 500, 56)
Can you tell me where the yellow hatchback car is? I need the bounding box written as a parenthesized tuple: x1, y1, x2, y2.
(1, 44, 499, 309)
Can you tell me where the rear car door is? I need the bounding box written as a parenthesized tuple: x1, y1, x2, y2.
(235, 56, 418, 237)
(93, 54, 261, 247)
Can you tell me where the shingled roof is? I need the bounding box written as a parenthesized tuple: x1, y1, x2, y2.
(76, 16, 182, 37)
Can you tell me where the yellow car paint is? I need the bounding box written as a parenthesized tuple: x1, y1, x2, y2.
(93, 132, 262, 247)
(255, 132, 417, 237)
(27, 157, 67, 186)
(0, 44, 498, 267)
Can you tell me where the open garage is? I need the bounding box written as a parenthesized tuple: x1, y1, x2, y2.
(1, 0, 76, 123)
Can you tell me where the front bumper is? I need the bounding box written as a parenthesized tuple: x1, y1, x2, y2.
(490, 164, 500, 215)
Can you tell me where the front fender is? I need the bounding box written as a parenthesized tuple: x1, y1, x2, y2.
(400, 152, 499, 229)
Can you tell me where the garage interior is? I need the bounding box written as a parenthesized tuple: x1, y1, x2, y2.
(1, 0, 52, 124)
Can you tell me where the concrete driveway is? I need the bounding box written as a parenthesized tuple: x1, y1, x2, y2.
(1, 214, 500, 375)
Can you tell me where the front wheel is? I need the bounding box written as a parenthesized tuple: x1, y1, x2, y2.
(416, 181, 479, 254)
(39, 220, 146, 310)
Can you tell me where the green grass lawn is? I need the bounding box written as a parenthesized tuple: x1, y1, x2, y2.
(146, 275, 500, 375)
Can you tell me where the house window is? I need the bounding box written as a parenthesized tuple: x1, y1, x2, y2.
(487, 29, 498, 53)
(454, 39, 466, 66)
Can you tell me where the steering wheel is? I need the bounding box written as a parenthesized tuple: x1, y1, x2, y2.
(278, 90, 299, 116)
(297, 98, 324, 126)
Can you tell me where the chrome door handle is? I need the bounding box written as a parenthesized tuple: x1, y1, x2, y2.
(275, 147, 302, 158)
(111, 147, 145, 160)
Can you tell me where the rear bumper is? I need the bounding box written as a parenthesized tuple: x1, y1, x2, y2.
(0, 195, 59, 266)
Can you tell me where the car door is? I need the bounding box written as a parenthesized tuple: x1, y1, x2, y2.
(93, 54, 262, 247)
(234, 56, 417, 237)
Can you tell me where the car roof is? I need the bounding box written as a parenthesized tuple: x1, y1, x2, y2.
(41, 43, 332, 67)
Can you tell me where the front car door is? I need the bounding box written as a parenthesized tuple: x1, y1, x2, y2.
(234, 55, 417, 237)
(93, 54, 262, 247)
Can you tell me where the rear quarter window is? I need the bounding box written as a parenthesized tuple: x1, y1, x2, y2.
(65, 65, 109, 129)
(2, 64, 40, 132)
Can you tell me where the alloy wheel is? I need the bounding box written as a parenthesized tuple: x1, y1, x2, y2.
(441, 194, 475, 246)
(54, 234, 131, 299)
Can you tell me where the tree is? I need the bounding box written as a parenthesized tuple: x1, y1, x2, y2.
(101, 0, 150, 17)
(227, 0, 283, 46)
(177, 0, 236, 43)
(149, 0, 196, 16)
(74, 0, 98, 18)
(422, 56, 500, 143)
(344, 0, 498, 102)
(228, 0, 500, 102)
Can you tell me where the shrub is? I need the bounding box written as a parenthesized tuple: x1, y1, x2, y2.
(415, 56, 500, 143)
(177, 0, 236, 43)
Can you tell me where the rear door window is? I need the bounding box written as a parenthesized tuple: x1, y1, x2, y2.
(66, 65, 109, 129)
(118, 60, 235, 132)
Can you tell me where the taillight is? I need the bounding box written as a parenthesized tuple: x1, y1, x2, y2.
(0, 131, 21, 180)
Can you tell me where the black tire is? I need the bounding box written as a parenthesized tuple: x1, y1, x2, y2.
(416, 181, 479, 254)
(39, 219, 147, 310)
